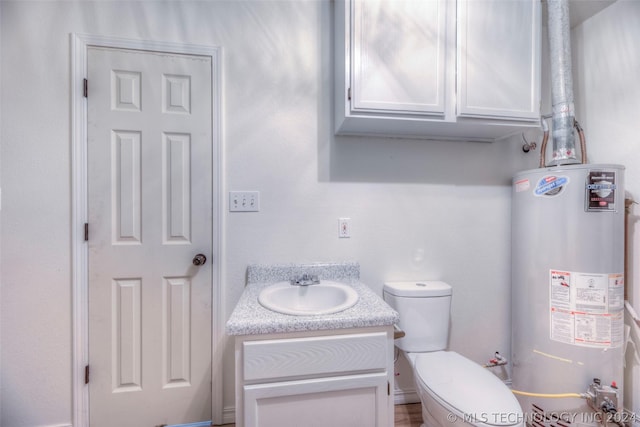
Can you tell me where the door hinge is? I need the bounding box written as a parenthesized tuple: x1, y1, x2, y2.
(84, 223, 89, 241)
(83, 78, 88, 98)
(347, 87, 351, 101)
(387, 381, 390, 396)
(84, 365, 90, 384)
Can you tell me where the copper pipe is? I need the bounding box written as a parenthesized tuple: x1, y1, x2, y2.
(574, 119, 587, 164)
(539, 125, 550, 168)
(625, 198, 636, 301)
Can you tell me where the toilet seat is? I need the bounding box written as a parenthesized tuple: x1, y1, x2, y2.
(413, 351, 522, 427)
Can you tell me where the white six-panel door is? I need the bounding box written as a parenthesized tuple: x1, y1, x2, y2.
(87, 46, 213, 426)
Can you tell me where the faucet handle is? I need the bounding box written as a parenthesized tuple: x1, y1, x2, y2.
(290, 274, 320, 286)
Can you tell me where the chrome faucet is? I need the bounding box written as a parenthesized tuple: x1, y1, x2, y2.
(290, 274, 320, 286)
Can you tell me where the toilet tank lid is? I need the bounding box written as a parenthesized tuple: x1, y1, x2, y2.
(383, 281, 451, 297)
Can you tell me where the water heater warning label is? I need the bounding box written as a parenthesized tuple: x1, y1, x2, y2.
(586, 170, 617, 212)
(549, 270, 624, 348)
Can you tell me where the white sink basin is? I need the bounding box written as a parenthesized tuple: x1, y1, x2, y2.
(258, 280, 359, 316)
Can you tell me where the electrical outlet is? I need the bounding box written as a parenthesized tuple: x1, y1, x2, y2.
(338, 218, 351, 238)
(229, 191, 260, 212)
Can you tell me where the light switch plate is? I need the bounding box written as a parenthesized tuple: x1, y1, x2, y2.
(338, 218, 351, 238)
(229, 191, 260, 212)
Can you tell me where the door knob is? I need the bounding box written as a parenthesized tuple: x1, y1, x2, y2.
(192, 254, 207, 266)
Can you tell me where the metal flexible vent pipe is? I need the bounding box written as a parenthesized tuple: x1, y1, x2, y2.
(547, 0, 580, 166)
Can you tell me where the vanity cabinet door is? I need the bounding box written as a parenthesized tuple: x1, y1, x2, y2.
(456, 0, 541, 120)
(350, 0, 447, 116)
(243, 373, 389, 427)
(235, 327, 395, 427)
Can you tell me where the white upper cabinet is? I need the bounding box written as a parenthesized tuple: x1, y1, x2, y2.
(335, 0, 542, 141)
(457, 0, 540, 120)
(351, 0, 447, 115)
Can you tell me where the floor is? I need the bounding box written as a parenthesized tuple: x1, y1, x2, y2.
(394, 403, 423, 427)
(223, 403, 423, 426)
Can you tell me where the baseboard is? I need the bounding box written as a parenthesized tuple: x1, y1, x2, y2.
(167, 422, 212, 427)
(215, 397, 424, 425)
(217, 406, 235, 425)
(393, 389, 420, 405)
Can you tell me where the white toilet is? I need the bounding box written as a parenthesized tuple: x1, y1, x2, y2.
(383, 281, 524, 427)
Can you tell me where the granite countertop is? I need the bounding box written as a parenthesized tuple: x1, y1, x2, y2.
(225, 262, 399, 336)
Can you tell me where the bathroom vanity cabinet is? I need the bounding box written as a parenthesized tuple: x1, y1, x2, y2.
(334, 0, 542, 141)
(226, 263, 399, 426)
(234, 326, 395, 427)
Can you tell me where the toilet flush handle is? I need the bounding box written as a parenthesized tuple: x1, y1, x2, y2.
(192, 254, 207, 266)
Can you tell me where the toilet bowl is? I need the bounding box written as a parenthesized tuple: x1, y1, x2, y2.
(383, 281, 524, 427)
(407, 351, 523, 427)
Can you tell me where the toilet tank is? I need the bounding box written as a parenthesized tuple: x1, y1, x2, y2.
(383, 281, 452, 353)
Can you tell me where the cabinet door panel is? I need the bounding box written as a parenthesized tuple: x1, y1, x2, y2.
(457, 0, 541, 120)
(243, 332, 388, 382)
(244, 373, 388, 427)
(352, 0, 446, 115)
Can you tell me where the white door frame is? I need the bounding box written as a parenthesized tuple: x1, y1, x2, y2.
(71, 33, 225, 427)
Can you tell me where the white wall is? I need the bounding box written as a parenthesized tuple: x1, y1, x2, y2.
(572, 0, 640, 308)
(571, 0, 640, 414)
(0, 1, 3, 421)
(0, 1, 537, 425)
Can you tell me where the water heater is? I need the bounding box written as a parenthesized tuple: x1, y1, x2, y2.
(512, 164, 625, 426)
